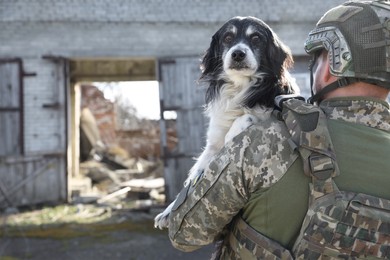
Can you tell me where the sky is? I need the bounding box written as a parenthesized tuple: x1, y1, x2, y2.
(94, 81, 163, 120)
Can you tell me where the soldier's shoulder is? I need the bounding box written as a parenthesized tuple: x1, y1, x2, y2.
(231, 114, 297, 190)
(223, 114, 291, 157)
(248, 114, 290, 142)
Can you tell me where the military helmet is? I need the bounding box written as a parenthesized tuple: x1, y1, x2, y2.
(305, 0, 390, 90)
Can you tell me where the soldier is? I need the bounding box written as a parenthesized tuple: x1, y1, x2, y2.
(168, 1, 390, 259)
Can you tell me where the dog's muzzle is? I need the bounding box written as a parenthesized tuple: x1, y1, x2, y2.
(225, 44, 257, 72)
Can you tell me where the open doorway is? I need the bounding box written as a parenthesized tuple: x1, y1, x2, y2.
(68, 58, 177, 209)
(84, 81, 161, 159)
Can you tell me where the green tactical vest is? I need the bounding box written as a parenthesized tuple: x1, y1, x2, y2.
(224, 98, 390, 259)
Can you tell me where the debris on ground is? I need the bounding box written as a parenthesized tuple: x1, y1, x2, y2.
(75, 147, 166, 208)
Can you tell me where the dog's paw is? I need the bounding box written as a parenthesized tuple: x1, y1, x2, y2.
(154, 210, 170, 230)
(225, 114, 258, 144)
(187, 167, 205, 186)
(154, 202, 175, 229)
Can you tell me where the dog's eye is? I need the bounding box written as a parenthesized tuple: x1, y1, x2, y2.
(223, 33, 234, 44)
(251, 34, 262, 45)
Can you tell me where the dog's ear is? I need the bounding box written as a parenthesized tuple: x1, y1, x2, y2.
(200, 33, 221, 79)
(243, 31, 295, 108)
(267, 33, 293, 77)
(266, 31, 295, 94)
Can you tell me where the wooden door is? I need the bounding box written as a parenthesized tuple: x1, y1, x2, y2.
(158, 57, 207, 201)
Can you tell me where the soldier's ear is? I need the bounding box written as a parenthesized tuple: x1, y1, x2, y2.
(320, 52, 337, 84)
(314, 51, 336, 90)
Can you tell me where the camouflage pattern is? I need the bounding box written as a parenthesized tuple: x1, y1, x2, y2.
(168, 107, 299, 255)
(293, 191, 390, 259)
(226, 217, 293, 259)
(304, 1, 390, 89)
(168, 97, 390, 259)
(320, 98, 390, 132)
(282, 99, 340, 201)
(285, 98, 390, 259)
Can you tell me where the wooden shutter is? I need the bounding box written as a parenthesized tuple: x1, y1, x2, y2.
(158, 57, 207, 201)
(0, 59, 23, 156)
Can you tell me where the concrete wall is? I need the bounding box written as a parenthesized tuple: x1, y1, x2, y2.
(0, 0, 345, 58)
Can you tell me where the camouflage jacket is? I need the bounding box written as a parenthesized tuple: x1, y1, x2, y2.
(168, 97, 390, 258)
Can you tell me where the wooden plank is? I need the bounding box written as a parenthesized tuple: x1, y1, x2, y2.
(0, 112, 20, 156)
(0, 62, 20, 108)
(176, 109, 206, 156)
(0, 60, 21, 157)
(0, 158, 58, 205)
(0, 179, 13, 206)
(160, 57, 206, 110)
(97, 187, 131, 204)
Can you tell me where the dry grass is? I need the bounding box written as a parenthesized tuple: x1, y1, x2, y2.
(0, 203, 163, 239)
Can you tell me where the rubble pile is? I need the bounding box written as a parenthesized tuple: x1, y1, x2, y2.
(77, 150, 166, 210)
(74, 84, 176, 211)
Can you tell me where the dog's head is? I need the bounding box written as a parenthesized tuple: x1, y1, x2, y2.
(200, 16, 296, 108)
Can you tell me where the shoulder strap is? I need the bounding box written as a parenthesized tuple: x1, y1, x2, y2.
(281, 98, 340, 200)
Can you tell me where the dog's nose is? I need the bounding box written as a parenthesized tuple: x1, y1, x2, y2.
(231, 49, 246, 62)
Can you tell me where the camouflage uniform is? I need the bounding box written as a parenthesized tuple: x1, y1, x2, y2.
(168, 97, 390, 259)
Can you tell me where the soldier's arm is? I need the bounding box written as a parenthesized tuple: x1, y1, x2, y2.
(168, 138, 249, 252)
(167, 119, 292, 252)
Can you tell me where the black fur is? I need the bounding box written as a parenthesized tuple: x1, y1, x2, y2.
(200, 16, 295, 108)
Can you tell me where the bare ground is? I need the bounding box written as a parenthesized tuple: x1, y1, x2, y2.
(0, 205, 214, 260)
(0, 232, 214, 260)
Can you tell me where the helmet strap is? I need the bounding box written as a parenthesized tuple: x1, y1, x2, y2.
(308, 77, 360, 104)
(308, 56, 316, 102)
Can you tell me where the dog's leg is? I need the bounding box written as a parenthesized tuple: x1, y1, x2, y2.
(225, 114, 259, 144)
(187, 144, 218, 181)
(154, 149, 218, 229)
(154, 124, 227, 229)
(154, 151, 211, 230)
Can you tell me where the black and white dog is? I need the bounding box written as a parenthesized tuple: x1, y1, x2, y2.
(154, 16, 298, 229)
